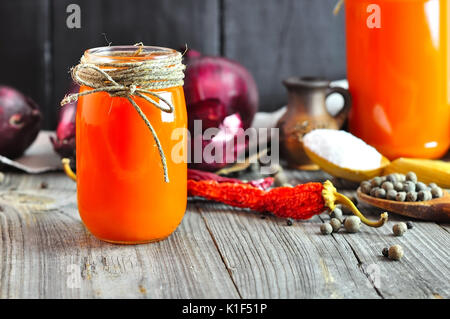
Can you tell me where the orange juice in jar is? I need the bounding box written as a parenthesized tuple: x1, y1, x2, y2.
(346, 0, 450, 159)
(74, 46, 187, 244)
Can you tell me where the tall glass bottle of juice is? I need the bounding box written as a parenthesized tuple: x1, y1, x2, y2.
(346, 0, 450, 159)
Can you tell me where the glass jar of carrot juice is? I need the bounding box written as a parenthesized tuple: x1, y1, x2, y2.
(75, 46, 187, 244)
(346, 0, 450, 159)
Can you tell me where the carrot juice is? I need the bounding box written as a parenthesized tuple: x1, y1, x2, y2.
(76, 46, 187, 244)
(346, 0, 450, 159)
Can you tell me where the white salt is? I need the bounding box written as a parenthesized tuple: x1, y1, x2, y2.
(303, 129, 382, 170)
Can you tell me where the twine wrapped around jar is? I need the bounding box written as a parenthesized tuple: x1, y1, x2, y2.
(61, 46, 186, 183)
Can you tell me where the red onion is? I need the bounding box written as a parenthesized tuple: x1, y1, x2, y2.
(184, 49, 259, 129)
(0, 86, 42, 158)
(184, 49, 258, 171)
(50, 82, 78, 164)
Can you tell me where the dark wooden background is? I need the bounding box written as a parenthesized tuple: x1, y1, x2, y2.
(0, 0, 346, 129)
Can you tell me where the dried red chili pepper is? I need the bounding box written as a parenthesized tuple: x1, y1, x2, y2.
(188, 180, 388, 227)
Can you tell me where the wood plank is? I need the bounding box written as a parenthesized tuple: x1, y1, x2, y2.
(51, 0, 220, 129)
(223, 0, 346, 112)
(0, 0, 52, 128)
(197, 202, 380, 298)
(0, 173, 239, 298)
(330, 201, 450, 299)
(1, 170, 449, 298)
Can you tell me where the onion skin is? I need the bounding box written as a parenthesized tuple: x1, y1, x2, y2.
(50, 82, 78, 165)
(0, 86, 42, 159)
(184, 49, 259, 129)
(187, 168, 274, 190)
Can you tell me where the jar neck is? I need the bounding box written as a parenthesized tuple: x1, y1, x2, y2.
(83, 45, 179, 64)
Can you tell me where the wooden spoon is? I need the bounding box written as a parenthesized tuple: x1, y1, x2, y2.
(357, 188, 450, 222)
(304, 146, 390, 182)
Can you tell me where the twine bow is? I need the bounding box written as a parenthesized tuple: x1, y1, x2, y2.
(61, 47, 186, 183)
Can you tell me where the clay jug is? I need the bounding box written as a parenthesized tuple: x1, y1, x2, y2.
(277, 77, 351, 167)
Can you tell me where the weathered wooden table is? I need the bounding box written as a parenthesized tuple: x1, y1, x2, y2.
(0, 169, 448, 299)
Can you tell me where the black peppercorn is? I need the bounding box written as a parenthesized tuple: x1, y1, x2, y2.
(406, 221, 413, 229)
(386, 174, 398, 184)
(360, 181, 372, 194)
(370, 177, 382, 187)
(406, 191, 417, 202)
(330, 207, 344, 222)
(395, 192, 406, 202)
(416, 182, 428, 192)
(406, 171, 417, 183)
(386, 189, 397, 200)
(381, 181, 394, 191)
(431, 187, 444, 199)
(375, 188, 386, 199)
(404, 181, 416, 193)
(388, 245, 404, 260)
(394, 182, 404, 192)
(382, 247, 389, 257)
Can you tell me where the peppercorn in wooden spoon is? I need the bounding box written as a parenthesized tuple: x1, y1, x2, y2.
(357, 173, 450, 222)
(357, 188, 450, 222)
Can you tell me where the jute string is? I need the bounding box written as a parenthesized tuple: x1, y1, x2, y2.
(61, 47, 186, 183)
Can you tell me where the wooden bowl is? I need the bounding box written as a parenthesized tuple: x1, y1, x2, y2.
(357, 188, 450, 222)
(304, 146, 391, 182)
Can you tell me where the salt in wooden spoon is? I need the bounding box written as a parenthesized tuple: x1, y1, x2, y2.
(304, 145, 390, 183)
